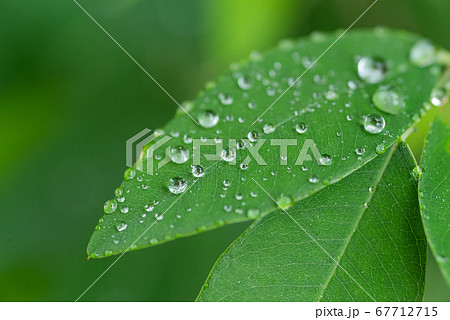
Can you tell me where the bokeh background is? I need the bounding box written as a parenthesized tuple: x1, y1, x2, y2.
(1, 0, 449, 301)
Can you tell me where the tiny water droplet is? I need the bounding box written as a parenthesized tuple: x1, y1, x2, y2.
(218, 92, 233, 105)
(319, 154, 332, 166)
(309, 175, 319, 184)
(355, 147, 365, 156)
(247, 209, 260, 219)
(237, 76, 253, 90)
(263, 123, 276, 134)
(276, 194, 294, 209)
(295, 122, 308, 134)
(117, 222, 127, 232)
(248, 131, 259, 142)
(221, 148, 236, 162)
(375, 144, 386, 154)
(430, 87, 448, 107)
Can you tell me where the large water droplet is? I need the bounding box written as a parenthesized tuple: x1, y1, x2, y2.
(104, 199, 118, 214)
(221, 148, 236, 162)
(263, 123, 276, 134)
(357, 56, 388, 84)
(363, 113, 385, 134)
(295, 122, 308, 134)
(373, 85, 405, 115)
(168, 177, 187, 194)
(170, 146, 190, 164)
(409, 39, 436, 67)
(191, 165, 205, 177)
(198, 110, 219, 128)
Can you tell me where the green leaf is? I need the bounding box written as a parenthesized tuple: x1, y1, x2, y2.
(197, 143, 427, 301)
(419, 114, 450, 286)
(88, 29, 444, 258)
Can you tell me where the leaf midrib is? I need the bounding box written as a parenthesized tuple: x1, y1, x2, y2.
(317, 142, 398, 302)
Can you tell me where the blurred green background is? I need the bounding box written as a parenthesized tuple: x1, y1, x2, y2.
(1, 0, 449, 301)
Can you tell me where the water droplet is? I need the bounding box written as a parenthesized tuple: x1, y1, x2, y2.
(218, 92, 233, 105)
(236, 140, 246, 150)
(369, 186, 375, 193)
(363, 113, 385, 134)
(117, 222, 127, 232)
(223, 180, 231, 187)
(276, 194, 294, 209)
(430, 87, 447, 107)
(145, 204, 154, 212)
(235, 193, 243, 200)
(247, 209, 260, 219)
(124, 168, 136, 181)
(295, 122, 308, 134)
(248, 131, 259, 142)
(191, 165, 205, 177)
(357, 56, 388, 84)
(104, 199, 117, 214)
(263, 123, 276, 134)
(373, 85, 405, 115)
(120, 207, 129, 214)
(240, 163, 248, 170)
(198, 110, 219, 128)
(168, 177, 187, 194)
(224, 204, 232, 212)
(115, 187, 124, 197)
(309, 175, 319, 184)
(237, 76, 253, 90)
(183, 134, 193, 144)
(375, 144, 386, 154)
(221, 148, 236, 162)
(409, 40, 436, 67)
(355, 147, 365, 156)
(170, 146, 189, 164)
(319, 154, 332, 166)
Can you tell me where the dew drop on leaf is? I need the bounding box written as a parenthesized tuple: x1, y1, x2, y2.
(263, 123, 276, 134)
(170, 146, 190, 164)
(198, 110, 219, 128)
(357, 56, 388, 84)
(218, 92, 233, 105)
(237, 76, 253, 90)
(363, 113, 385, 134)
(430, 87, 448, 107)
(247, 209, 260, 219)
(319, 154, 332, 166)
(276, 194, 294, 209)
(373, 85, 405, 115)
(248, 131, 259, 142)
(295, 122, 308, 134)
(104, 199, 118, 214)
(168, 177, 187, 194)
(221, 148, 236, 162)
(116, 222, 127, 232)
(409, 39, 436, 67)
(124, 168, 136, 181)
(191, 165, 205, 177)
